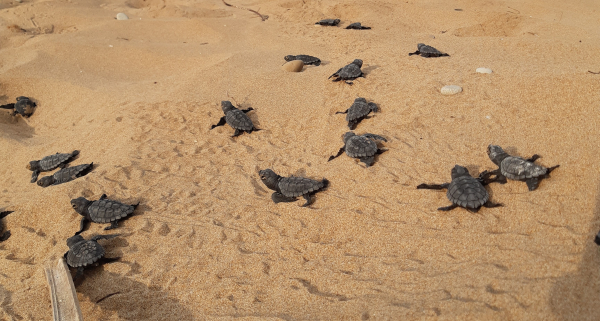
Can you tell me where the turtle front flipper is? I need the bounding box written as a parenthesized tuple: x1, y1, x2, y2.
(99, 194, 107, 200)
(483, 201, 503, 208)
(359, 156, 375, 167)
(527, 154, 541, 163)
(417, 183, 450, 190)
(210, 117, 227, 129)
(104, 221, 119, 230)
(271, 192, 296, 204)
(525, 177, 540, 191)
(408, 50, 420, 56)
(241, 107, 254, 113)
(91, 234, 120, 242)
(301, 194, 314, 207)
(76, 217, 89, 235)
(0, 103, 15, 110)
(31, 171, 40, 183)
(0, 231, 10, 242)
(437, 204, 459, 211)
(363, 134, 387, 142)
(348, 121, 358, 130)
(335, 109, 349, 114)
(328, 146, 346, 162)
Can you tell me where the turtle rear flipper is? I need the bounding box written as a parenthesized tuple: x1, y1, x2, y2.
(359, 156, 375, 167)
(271, 192, 296, 204)
(525, 177, 540, 191)
(301, 194, 314, 207)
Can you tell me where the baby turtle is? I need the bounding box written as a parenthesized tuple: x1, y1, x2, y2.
(37, 163, 94, 187)
(328, 132, 387, 167)
(27, 150, 80, 183)
(329, 59, 365, 85)
(486, 145, 559, 191)
(0, 96, 37, 117)
(0, 211, 12, 242)
(336, 97, 379, 129)
(409, 43, 449, 58)
(417, 165, 502, 213)
(345, 22, 371, 29)
(64, 234, 120, 280)
(210, 101, 261, 137)
(284, 55, 321, 66)
(72, 194, 139, 234)
(315, 19, 340, 26)
(259, 169, 328, 207)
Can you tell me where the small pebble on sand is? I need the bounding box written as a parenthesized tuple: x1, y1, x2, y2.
(282, 60, 304, 72)
(476, 67, 493, 74)
(440, 85, 462, 95)
(116, 13, 129, 20)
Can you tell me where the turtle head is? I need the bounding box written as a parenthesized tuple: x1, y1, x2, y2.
(342, 131, 356, 144)
(26, 160, 40, 171)
(333, 19, 340, 25)
(487, 145, 509, 165)
(417, 43, 426, 50)
(351, 59, 363, 68)
(70, 197, 91, 215)
(259, 169, 280, 191)
(354, 97, 367, 103)
(221, 101, 236, 113)
(284, 55, 296, 62)
(451, 165, 470, 180)
(37, 176, 55, 187)
(16, 96, 29, 102)
(66, 234, 84, 248)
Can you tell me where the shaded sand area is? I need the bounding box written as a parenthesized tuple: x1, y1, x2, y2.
(1, 0, 600, 319)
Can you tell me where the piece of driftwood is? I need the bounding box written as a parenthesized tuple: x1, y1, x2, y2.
(45, 258, 84, 321)
(222, 0, 268, 21)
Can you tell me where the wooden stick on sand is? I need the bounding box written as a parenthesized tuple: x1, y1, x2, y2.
(222, 0, 269, 21)
(44, 258, 84, 321)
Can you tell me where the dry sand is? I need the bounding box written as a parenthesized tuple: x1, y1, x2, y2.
(1, 0, 600, 319)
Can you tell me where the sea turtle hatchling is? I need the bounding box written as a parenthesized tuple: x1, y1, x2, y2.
(37, 163, 94, 187)
(315, 19, 340, 26)
(336, 97, 379, 129)
(64, 234, 120, 280)
(0, 211, 12, 242)
(72, 194, 139, 234)
(345, 22, 371, 29)
(259, 169, 329, 207)
(486, 145, 559, 191)
(417, 165, 502, 213)
(210, 101, 261, 137)
(0, 96, 37, 117)
(329, 59, 365, 85)
(328, 132, 388, 167)
(284, 55, 321, 66)
(27, 150, 80, 183)
(409, 43, 450, 58)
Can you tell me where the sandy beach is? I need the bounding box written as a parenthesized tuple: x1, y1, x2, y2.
(1, 0, 600, 319)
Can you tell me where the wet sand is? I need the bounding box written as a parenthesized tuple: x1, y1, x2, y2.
(1, 0, 600, 319)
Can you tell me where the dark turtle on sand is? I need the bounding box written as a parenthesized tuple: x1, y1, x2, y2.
(37, 163, 94, 187)
(328, 132, 387, 167)
(315, 19, 340, 26)
(210, 101, 261, 137)
(486, 145, 559, 191)
(336, 97, 378, 129)
(0, 211, 12, 242)
(409, 43, 449, 58)
(259, 169, 328, 207)
(64, 234, 120, 280)
(417, 165, 502, 213)
(0, 96, 37, 117)
(329, 59, 365, 85)
(284, 55, 321, 66)
(72, 194, 139, 234)
(27, 150, 80, 183)
(345, 22, 371, 29)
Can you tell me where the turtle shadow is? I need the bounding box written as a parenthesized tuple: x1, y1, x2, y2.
(0, 111, 35, 141)
(363, 65, 380, 75)
(77, 268, 194, 320)
(549, 179, 600, 319)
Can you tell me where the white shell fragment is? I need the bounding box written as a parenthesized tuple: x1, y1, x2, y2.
(282, 60, 304, 72)
(440, 85, 462, 95)
(116, 13, 129, 20)
(476, 67, 493, 74)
